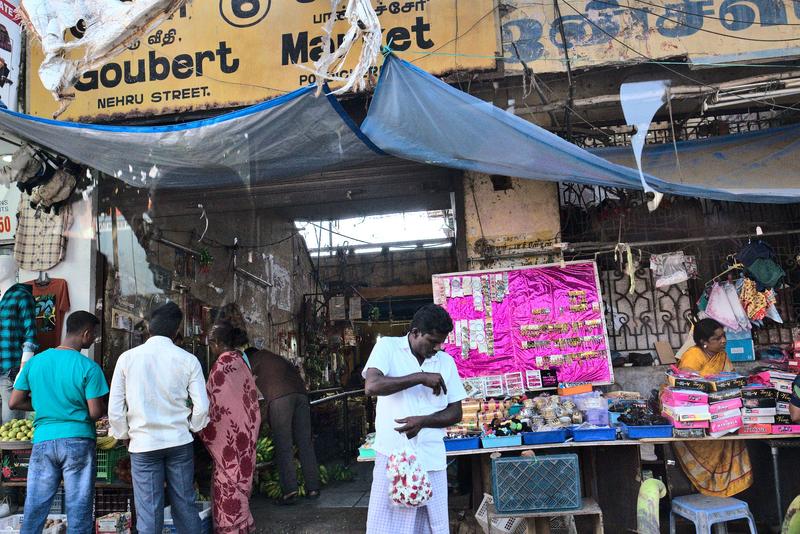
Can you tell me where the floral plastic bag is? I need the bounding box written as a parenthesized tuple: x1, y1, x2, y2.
(386, 444, 433, 508)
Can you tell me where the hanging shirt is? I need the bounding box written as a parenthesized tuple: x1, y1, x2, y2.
(108, 336, 210, 453)
(0, 283, 37, 373)
(363, 336, 467, 472)
(14, 348, 108, 443)
(25, 278, 70, 351)
(14, 194, 71, 271)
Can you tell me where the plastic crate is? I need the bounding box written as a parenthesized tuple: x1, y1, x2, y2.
(474, 494, 525, 534)
(521, 429, 569, 445)
(444, 437, 480, 452)
(481, 435, 522, 449)
(96, 448, 128, 482)
(162, 501, 211, 534)
(22, 488, 64, 514)
(0, 514, 67, 534)
(94, 488, 134, 520)
(620, 423, 674, 439)
(571, 426, 616, 442)
(492, 454, 582, 513)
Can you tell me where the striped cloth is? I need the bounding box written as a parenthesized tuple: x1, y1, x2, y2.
(366, 453, 449, 534)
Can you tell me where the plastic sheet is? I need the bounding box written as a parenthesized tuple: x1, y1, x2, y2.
(0, 85, 383, 189)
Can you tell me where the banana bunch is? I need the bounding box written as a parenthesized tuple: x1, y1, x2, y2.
(258, 469, 283, 499)
(255, 437, 275, 464)
(319, 465, 329, 485)
(97, 436, 119, 450)
(784, 494, 800, 534)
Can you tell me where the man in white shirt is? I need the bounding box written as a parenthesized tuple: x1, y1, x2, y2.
(108, 302, 209, 534)
(363, 304, 467, 534)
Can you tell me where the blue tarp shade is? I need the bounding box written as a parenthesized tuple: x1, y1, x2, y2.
(591, 125, 800, 204)
(362, 55, 800, 204)
(0, 85, 382, 189)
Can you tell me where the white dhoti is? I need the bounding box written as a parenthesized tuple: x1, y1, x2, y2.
(366, 453, 449, 534)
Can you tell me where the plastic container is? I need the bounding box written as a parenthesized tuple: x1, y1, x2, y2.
(163, 502, 211, 534)
(492, 454, 581, 513)
(619, 423, 674, 439)
(0, 514, 67, 534)
(571, 426, 616, 442)
(521, 429, 569, 445)
(96, 447, 128, 482)
(357, 447, 376, 459)
(444, 436, 480, 452)
(481, 435, 522, 449)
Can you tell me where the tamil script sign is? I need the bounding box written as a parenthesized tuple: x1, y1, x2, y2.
(502, 0, 800, 73)
(27, 0, 499, 121)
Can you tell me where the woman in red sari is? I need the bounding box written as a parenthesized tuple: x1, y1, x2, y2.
(199, 321, 261, 533)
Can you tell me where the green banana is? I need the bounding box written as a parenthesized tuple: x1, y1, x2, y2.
(783, 495, 800, 534)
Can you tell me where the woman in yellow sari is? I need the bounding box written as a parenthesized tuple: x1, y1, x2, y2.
(672, 318, 753, 497)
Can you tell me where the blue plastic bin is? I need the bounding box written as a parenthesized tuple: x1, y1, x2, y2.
(492, 454, 581, 513)
(521, 429, 569, 445)
(444, 436, 481, 451)
(571, 426, 617, 442)
(481, 435, 522, 448)
(619, 423, 674, 439)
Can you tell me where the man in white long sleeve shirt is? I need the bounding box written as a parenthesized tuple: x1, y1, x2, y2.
(108, 302, 209, 534)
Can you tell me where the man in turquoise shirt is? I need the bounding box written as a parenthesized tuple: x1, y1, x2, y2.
(11, 311, 108, 534)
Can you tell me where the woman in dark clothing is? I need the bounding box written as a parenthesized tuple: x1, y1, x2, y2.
(249, 350, 320, 503)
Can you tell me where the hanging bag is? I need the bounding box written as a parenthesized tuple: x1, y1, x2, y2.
(385, 438, 433, 508)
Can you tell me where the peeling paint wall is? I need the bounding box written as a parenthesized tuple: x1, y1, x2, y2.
(462, 172, 562, 270)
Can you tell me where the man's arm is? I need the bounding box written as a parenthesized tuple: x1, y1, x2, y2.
(791, 403, 800, 424)
(394, 401, 463, 439)
(87, 397, 107, 421)
(187, 360, 210, 432)
(107, 359, 130, 440)
(9, 389, 32, 412)
(364, 368, 447, 397)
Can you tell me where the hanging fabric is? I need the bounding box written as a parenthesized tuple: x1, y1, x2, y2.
(722, 283, 750, 332)
(705, 283, 740, 331)
(651, 251, 689, 289)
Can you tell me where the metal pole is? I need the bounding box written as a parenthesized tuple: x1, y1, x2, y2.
(771, 444, 783, 527)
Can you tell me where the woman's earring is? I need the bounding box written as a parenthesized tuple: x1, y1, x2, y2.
(703, 344, 707, 348)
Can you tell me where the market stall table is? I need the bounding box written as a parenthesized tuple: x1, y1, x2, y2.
(357, 434, 800, 531)
(487, 498, 603, 534)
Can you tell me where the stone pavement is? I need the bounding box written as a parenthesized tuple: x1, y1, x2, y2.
(250, 462, 480, 534)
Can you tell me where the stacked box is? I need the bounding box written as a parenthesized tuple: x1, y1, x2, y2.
(662, 388, 710, 434)
(707, 385, 743, 438)
(741, 386, 777, 427)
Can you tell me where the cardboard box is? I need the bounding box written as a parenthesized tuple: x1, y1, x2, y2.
(663, 414, 709, 429)
(667, 374, 710, 393)
(96, 512, 132, 534)
(673, 428, 707, 438)
(742, 415, 776, 425)
(775, 415, 794, 425)
(772, 425, 800, 434)
(777, 402, 790, 415)
(662, 389, 708, 406)
(710, 416, 742, 434)
(708, 389, 742, 403)
(777, 391, 792, 404)
(742, 407, 777, 417)
(662, 405, 711, 422)
(711, 409, 742, 421)
(706, 374, 747, 391)
(742, 397, 777, 409)
(725, 336, 755, 362)
(774, 381, 793, 394)
(741, 387, 776, 400)
(740, 424, 772, 434)
(708, 398, 742, 414)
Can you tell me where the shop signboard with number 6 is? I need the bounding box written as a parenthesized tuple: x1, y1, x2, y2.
(0, 185, 18, 244)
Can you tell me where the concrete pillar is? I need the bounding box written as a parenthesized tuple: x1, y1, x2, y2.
(460, 171, 561, 269)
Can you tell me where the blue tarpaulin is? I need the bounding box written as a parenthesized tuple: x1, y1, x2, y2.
(362, 55, 800, 203)
(0, 53, 797, 203)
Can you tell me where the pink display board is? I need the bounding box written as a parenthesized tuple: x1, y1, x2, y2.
(432, 261, 613, 393)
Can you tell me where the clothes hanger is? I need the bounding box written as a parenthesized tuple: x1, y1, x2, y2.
(706, 262, 744, 287)
(35, 271, 50, 286)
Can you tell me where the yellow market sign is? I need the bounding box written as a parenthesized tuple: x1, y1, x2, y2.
(501, 0, 800, 74)
(28, 0, 499, 121)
